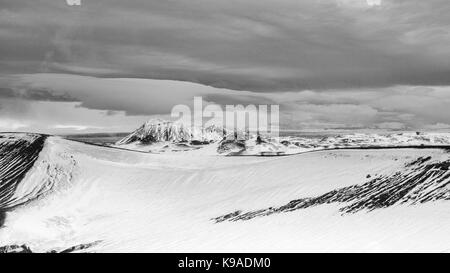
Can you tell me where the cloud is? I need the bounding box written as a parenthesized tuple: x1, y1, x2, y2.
(0, 119, 28, 131)
(0, 98, 152, 134)
(2, 73, 450, 133)
(0, 73, 275, 116)
(259, 85, 450, 130)
(0, 87, 75, 102)
(1, 1, 450, 133)
(373, 122, 406, 130)
(367, 0, 382, 6)
(52, 124, 104, 131)
(0, 0, 449, 91)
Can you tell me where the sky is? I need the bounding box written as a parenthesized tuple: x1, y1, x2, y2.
(0, 0, 449, 134)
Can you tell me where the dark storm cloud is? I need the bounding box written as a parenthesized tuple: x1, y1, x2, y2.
(1, 0, 449, 91)
(0, 87, 75, 102)
(0, 88, 15, 98)
(1, 0, 450, 133)
(0, 73, 273, 116)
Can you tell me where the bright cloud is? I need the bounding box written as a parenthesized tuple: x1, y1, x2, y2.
(0, 119, 28, 131)
(367, 0, 382, 7)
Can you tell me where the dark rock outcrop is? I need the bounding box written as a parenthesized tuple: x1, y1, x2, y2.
(213, 156, 450, 222)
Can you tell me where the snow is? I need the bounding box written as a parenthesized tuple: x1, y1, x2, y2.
(1, 133, 450, 252)
(0, 133, 41, 145)
(116, 119, 225, 145)
(115, 120, 450, 156)
(0, 133, 47, 209)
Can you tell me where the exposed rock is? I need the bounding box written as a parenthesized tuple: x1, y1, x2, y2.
(0, 244, 32, 253)
(217, 139, 246, 154)
(213, 156, 450, 222)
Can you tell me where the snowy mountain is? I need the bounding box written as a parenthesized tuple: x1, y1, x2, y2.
(116, 122, 450, 156)
(116, 119, 226, 145)
(283, 132, 450, 149)
(2, 132, 450, 252)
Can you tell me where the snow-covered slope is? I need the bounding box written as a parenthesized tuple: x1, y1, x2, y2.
(0, 133, 47, 210)
(1, 133, 450, 252)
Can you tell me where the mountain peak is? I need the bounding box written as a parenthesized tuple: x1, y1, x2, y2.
(116, 119, 226, 145)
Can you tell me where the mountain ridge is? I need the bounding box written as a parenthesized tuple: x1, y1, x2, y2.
(116, 119, 227, 145)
